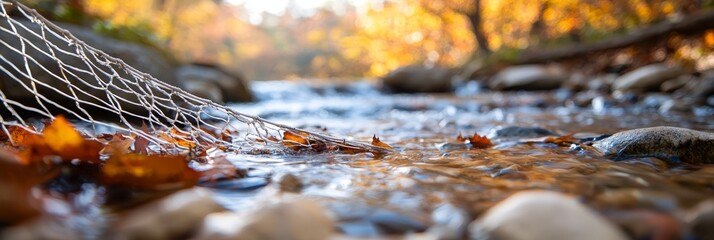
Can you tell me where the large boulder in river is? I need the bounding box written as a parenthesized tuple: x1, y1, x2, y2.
(593, 126, 714, 164)
(381, 66, 454, 93)
(469, 191, 627, 240)
(176, 63, 252, 103)
(0, 20, 178, 116)
(613, 64, 684, 92)
(489, 64, 568, 91)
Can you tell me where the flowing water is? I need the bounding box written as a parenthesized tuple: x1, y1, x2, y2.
(205, 80, 714, 236)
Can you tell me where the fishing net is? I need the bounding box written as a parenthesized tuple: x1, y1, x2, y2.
(0, 0, 386, 153)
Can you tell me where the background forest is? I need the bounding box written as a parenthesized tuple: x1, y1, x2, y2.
(19, 0, 714, 80)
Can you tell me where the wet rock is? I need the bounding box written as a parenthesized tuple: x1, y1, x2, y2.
(109, 188, 224, 240)
(469, 191, 627, 240)
(489, 64, 568, 91)
(690, 77, 714, 99)
(606, 210, 682, 240)
(593, 189, 677, 211)
(642, 94, 672, 109)
(176, 63, 252, 103)
(659, 98, 693, 113)
(593, 126, 714, 164)
(428, 203, 469, 239)
(613, 63, 684, 92)
(278, 173, 303, 193)
(661, 75, 692, 92)
(195, 199, 334, 240)
(381, 66, 454, 93)
(687, 200, 714, 240)
(202, 177, 269, 191)
(0, 216, 82, 240)
(487, 126, 553, 138)
(367, 209, 430, 235)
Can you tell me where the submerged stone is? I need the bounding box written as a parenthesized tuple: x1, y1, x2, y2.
(488, 126, 553, 138)
(195, 199, 334, 240)
(469, 191, 627, 240)
(593, 126, 714, 164)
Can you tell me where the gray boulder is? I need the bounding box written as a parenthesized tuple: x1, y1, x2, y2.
(593, 126, 714, 164)
(489, 64, 568, 91)
(382, 66, 454, 93)
(0, 20, 178, 116)
(613, 64, 684, 92)
(469, 191, 627, 240)
(176, 63, 252, 103)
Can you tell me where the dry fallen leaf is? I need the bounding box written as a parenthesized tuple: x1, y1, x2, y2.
(7, 125, 42, 147)
(0, 150, 58, 224)
(371, 135, 393, 150)
(158, 128, 197, 149)
(469, 133, 492, 149)
(102, 152, 199, 189)
(283, 131, 310, 150)
(41, 116, 104, 163)
(544, 134, 578, 146)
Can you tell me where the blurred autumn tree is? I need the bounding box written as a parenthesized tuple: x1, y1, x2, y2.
(16, 0, 714, 79)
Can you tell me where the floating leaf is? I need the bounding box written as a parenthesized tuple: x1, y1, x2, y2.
(102, 152, 198, 189)
(372, 135, 393, 150)
(7, 125, 42, 147)
(456, 132, 466, 142)
(283, 131, 310, 150)
(469, 133, 492, 149)
(544, 134, 578, 146)
(42, 116, 103, 163)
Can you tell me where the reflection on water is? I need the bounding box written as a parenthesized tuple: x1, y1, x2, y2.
(218, 80, 713, 236)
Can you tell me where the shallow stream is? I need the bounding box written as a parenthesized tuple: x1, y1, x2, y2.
(208, 80, 714, 237)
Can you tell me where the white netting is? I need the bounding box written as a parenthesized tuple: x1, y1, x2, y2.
(0, 0, 387, 153)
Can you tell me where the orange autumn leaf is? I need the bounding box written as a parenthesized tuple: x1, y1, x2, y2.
(7, 125, 42, 147)
(456, 132, 466, 142)
(283, 131, 310, 150)
(371, 135, 393, 150)
(100, 134, 134, 155)
(0, 150, 58, 224)
(544, 134, 578, 146)
(102, 153, 198, 189)
(42, 116, 103, 162)
(469, 133, 492, 149)
(158, 128, 196, 148)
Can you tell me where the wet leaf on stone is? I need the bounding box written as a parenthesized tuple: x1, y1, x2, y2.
(544, 134, 578, 146)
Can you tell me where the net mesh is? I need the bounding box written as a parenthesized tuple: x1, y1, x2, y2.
(0, 0, 387, 153)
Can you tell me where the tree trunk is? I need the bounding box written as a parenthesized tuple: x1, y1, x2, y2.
(517, 10, 714, 64)
(467, 0, 491, 55)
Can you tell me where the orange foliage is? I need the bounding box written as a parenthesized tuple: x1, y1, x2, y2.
(102, 153, 199, 189)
